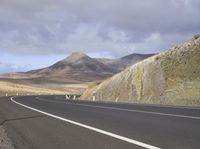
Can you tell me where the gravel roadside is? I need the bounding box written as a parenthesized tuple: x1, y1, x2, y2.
(0, 126, 15, 149)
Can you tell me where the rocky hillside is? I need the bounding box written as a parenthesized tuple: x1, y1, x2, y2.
(81, 35, 200, 106)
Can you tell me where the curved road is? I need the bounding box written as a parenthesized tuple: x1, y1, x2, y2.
(0, 95, 200, 149)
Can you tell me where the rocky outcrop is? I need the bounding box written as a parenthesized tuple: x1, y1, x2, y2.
(81, 35, 200, 106)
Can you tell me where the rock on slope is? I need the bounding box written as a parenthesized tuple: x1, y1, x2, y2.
(81, 35, 200, 106)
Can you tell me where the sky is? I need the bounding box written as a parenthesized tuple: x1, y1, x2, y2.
(0, 0, 200, 73)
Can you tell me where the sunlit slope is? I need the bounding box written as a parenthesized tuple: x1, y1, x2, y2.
(81, 35, 200, 106)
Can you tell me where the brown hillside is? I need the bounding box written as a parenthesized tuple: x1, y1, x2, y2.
(81, 35, 200, 106)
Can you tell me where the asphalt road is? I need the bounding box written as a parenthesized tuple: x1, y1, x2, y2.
(0, 95, 200, 149)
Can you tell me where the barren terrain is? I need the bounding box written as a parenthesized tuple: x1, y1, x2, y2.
(82, 35, 200, 106)
(0, 80, 88, 97)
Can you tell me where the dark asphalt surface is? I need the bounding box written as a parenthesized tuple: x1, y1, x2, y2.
(0, 95, 200, 149)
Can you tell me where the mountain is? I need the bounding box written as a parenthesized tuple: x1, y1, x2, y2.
(1, 52, 154, 84)
(97, 53, 155, 71)
(30, 52, 117, 75)
(4, 52, 116, 83)
(27, 52, 117, 77)
(81, 35, 200, 106)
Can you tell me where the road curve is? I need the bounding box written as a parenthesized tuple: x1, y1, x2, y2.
(0, 95, 200, 149)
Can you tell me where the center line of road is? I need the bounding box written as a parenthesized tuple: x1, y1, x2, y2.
(11, 97, 161, 149)
(36, 97, 200, 120)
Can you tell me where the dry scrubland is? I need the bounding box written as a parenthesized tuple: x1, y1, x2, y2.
(0, 81, 88, 97)
(81, 35, 200, 106)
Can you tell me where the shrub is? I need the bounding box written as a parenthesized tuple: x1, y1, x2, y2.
(194, 34, 200, 39)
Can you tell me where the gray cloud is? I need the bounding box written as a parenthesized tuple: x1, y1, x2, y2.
(0, 0, 199, 57)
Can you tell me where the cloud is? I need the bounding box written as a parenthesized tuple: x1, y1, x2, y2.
(0, 62, 31, 74)
(0, 0, 199, 57)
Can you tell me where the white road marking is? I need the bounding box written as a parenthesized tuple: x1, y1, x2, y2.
(37, 97, 200, 120)
(11, 97, 161, 149)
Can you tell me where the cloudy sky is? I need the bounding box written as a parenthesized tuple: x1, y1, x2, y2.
(0, 0, 199, 73)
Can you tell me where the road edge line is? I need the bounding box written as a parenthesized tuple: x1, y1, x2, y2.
(11, 97, 161, 149)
